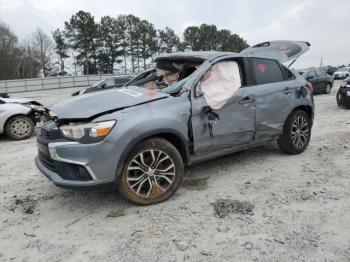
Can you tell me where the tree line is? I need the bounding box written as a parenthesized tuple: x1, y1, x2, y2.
(0, 11, 249, 80)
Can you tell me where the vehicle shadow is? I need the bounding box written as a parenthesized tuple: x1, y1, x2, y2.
(33, 142, 284, 214)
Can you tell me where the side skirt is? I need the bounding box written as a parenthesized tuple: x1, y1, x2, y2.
(189, 137, 278, 165)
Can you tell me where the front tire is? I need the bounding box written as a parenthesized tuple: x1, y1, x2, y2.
(278, 110, 311, 154)
(5, 115, 35, 140)
(118, 138, 184, 205)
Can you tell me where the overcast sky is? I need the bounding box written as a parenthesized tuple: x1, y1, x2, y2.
(1, 0, 349, 68)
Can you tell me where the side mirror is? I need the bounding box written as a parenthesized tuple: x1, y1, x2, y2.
(100, 83, 107, 89)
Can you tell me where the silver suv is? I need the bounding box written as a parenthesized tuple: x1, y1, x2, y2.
(35, 40, 314, 205)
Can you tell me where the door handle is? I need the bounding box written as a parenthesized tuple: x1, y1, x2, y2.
(239, 96, 255, 105)
(284, 87, 295, 94)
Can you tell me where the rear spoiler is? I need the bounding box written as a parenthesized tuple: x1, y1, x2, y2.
(0, 93, 9, 98)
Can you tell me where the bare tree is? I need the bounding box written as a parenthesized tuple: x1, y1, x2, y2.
(32, 28, 54, 77)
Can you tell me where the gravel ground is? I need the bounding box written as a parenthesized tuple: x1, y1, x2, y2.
(0, 82, 349, 262)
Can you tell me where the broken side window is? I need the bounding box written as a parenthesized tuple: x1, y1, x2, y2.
(199, 61, 242, 110)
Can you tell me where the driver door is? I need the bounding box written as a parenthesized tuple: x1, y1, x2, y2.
(190, 60, 256, 157)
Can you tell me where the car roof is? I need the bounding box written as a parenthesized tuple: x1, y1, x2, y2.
(154, 51, 239, 62)
(299, 69, 318, 72)
(105, 75, 134, 79)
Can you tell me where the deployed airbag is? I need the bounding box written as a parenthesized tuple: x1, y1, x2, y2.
(200, 61, 241, 110)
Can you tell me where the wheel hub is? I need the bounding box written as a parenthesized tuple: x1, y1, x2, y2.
(291, 116, 309, 149)
(126, 150, 176, 198)
(145, 168, 155, 177)
(10, 119, 31, 137)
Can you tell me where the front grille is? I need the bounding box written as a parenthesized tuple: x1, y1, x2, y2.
(40, 126, 62, 139)
(38, 151, 56, 172)
(41, 127, 49, 137)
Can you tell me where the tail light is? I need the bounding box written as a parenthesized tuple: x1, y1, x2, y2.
(306, 82, 313, 92)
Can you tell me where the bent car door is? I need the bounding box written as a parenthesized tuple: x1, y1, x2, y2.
(190, 59, 256, 157)
(247, 57, 294, 139)
(241, 40, 311, 64)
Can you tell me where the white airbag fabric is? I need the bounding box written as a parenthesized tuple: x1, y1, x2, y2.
(200, 61, 241, 110)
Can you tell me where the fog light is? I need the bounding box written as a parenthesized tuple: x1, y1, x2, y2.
(48, 146, 59, 159)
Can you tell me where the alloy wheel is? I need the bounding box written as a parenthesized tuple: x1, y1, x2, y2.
(126, 150, 176, 198)
(291, 116, 309, 149)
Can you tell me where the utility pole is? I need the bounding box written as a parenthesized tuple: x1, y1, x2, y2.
(319, 57, 324, 69)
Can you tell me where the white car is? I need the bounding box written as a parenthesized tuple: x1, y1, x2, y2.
(0, 94, 48, 140)
(333, 67, 350, 80)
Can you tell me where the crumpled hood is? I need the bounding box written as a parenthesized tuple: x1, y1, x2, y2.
(51, 86, 169, 120)
(2, 97, 34, 104)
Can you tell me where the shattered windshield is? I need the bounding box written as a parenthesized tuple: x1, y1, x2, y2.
(126, 57, 203, 95)
(160, 77, 188, 94)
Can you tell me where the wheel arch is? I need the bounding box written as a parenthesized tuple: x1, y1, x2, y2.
(291, 105, 314, 125)
(4, 113, 33, 129)
(4, 112, 36, 129)
(115, 129, 191, 181)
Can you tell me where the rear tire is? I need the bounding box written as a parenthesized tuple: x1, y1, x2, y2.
(278, 110, 311, 154)
(324, 83, 331, 94)
(5, 115, 35, 140)
(118, 138, 184, 205)
(336, 89, 342, 106)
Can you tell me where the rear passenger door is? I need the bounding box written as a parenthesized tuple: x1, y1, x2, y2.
(247, 58, 294, 139)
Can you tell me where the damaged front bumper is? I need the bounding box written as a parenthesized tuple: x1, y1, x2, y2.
(35, 129, 120, 189)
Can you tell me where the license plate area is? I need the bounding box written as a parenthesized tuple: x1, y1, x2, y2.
(347, 91, 350, 96)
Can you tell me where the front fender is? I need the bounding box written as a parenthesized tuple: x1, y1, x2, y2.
(94, 95, 191, 181)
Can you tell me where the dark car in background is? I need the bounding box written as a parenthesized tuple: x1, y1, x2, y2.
(325, 66, 338, 76)
(299, 69, 334, 94)
(337, 78, 350, 108)
(72, 75, 134, 96)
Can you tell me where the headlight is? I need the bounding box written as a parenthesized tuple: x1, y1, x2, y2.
(59, 120, 116, 143)
(23, 103, 45, 111)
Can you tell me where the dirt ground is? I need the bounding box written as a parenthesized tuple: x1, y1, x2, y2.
(0, 82, 349, 262)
